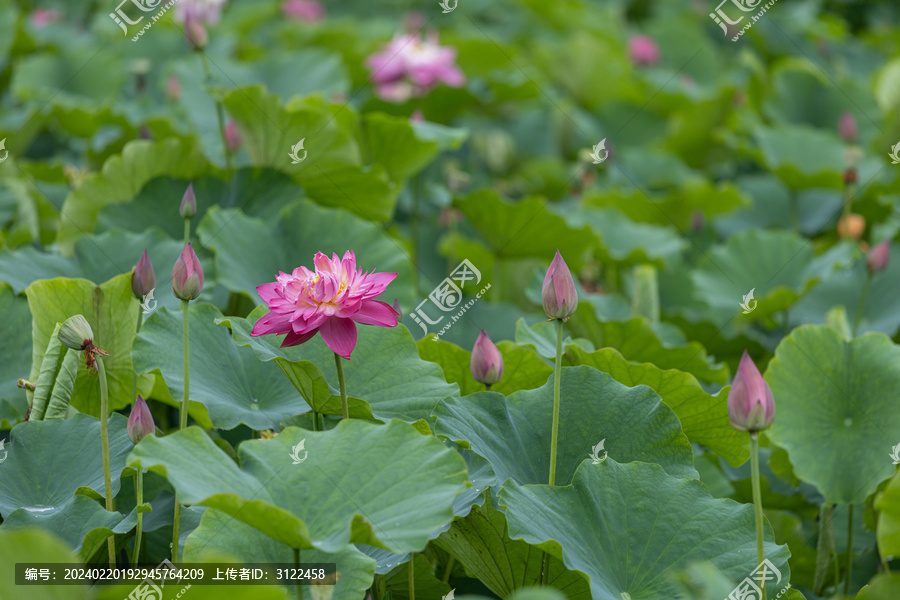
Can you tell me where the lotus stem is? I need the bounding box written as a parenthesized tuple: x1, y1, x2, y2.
(134, 468, 144, 565)
(132, 310, 144, 404)
(184, 219, 190, 246)
(549, 319, 563, 486)
(750, 431, 765, 600)
(408, 556, 415, 600)
(334, 353, 348, 420)
(172, 299, 191, 561)
(201, 53, 232, 176)
(96, 357, 116, 568)
(294, 547, 304, 600)
(845, 504, 854, 596)
(442, 556, 454, 584)
(853, 273, 871, 337)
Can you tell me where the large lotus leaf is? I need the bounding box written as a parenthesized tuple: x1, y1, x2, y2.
(128, 420, 469, 553)
(0, 529, 91, 600)
(766, 325, 900, 504)
(514, 319, 592, 360)
(56, 139, 209, 254)
(789, 249, 900, 337)
(567, 207, 686, 267)
(563, 345, 747, 466)
(754, 125, 842, 190)
(691, 228, 820, 326)
(218, 307, 457, 426)
(567, 304, 728, 384)
(25, 274, 144, 415)
(416, 337, 553, 397)
(453, 190, 595, 269)
(435, 365, 696, 486)
(361, 113, 440, 181)
(435, 498, 591, 599)
(877, 471, 900, 561)
(500, 460, 790, 600)
(185, 508, 375, 600)
(0, 285, 31, 427)
(196, 201, 415, 307)
(133, 303, 306, 431)
(857, 574, 900, 600)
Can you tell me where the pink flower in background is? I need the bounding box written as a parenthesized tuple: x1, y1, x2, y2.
(175, 0, 227, 25)
(224, 119, 242, 152)
(251, 251, 398, 359)
(30, 9, 61, 27)
(367, 32, 465, 103)
(627, 34, 660, 66)
(839, 111, 857, 143)
(282, 0, 325, 22)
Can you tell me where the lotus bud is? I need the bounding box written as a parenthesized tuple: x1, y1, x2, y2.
(166, 74, 181, 102)
(127, 395, 155, 445)
(185, 14, 208, 50)
(627, 34, 660, 67)
(843, 168, 857, 185)
(691, 209, 705, 233)
(132, 250, 156, 300)
(839, 111, 857, 144)
(470, 330, 503, 386)
(728, 351, 775, 432)
(224, 119, 242, 152)
(180, 183, 197, 219)
(837, 213, 865, 239)
(58, 315, 95, 351)
(171, 243, 204, 301)
(542, 250, 578, 321)
(867, 240, 890, 274)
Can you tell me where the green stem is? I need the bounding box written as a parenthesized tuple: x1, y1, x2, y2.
(172, 299, 190, 561)
(750, 432, 766, 600)
(334, 353, 348, 420)
(845, 504, 854, 596)
(485, 383, 492, 391)
(549, 319, 563, 486)
(184, 219, 190, 246)
(411, 176, 421, 298)
(96, 357, 116, 568)
(134, 469, 144, 565)
(201, 54, 232, 177)
(294, 547, 304, 600)
(853, 273, 871, 338)
(541, 552, 550, 586)
(408, 556, 415, 600)
(442, 556, 455, 584)
(132, 310, 144, 403)
(312, 411, 320, 432)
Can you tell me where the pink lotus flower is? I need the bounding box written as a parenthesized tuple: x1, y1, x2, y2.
(282, 0, 325, 22)
(867, 239, 890, 274)
(224, 119, 242, 152)
(471, 330, 503, 386)
(30, 9, 61, 28)
(175, 0, 227, 25)
(171, 243, 204, 301)
(839, 111, 857, 144)
(127, 395, 156, 445)
(167, 75, 181, 102)
(728, 351, 775, 432)
(627, 34, 660, 67)
(251, 251, 398, 359)
(367, 32, 465, 103)
(542, 250, 578, 321)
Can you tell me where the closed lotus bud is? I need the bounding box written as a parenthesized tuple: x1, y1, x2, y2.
(132, 250, 156, 300)
(58, 315, 94, 351)
(843, 168, 857, 185)
(728, 351, 775, 433)
(224, 119, 242, 152)
(166, 74, 181, 102)
(180, 183, 197, 219)
(867, 239, 890, 274)
(839, 111, 857, 144)
(171, 243, 204, 301)
(470, 330, 503, 386)
(542, 250, 578, 321)
(838, 213, 865, 239)
(127, 395, 156, 444)
(185, 14, 208, 50)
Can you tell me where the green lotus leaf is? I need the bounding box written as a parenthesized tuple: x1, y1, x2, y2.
(0, 528, 91, 600)
(500, 460, 791, 600)
(434, 365, 696, 486)
(568, 207, 686, 267)
(877, 471, 900, 561)
(0, 284, 32, 427)
(766, 325, 900, 503)
(361, 112, 440, 181)
(128, 420, 468, 553)
(754, 125, 842, 190)
(383, 553, 452, 600)
(133, 303, 305, 431)
(856, 574, 900, 600)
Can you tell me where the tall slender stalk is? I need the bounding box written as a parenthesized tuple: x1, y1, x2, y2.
(172, 299, 191, 561)
(334, 353, 349, 420)
(131, 311, 144, 403)
(442, 556, 455, 584)
(294, 547, 304, 600)
(96, 357, 116, 568)
(542, 319, 565, 586)
(134, 469, 144, 565)
(184, 219, 190, 246)
(845, 504, 854, 596)
(200, 54, 232, 176)
(750, 432, 766, 600)
(408, 557, 415, 600)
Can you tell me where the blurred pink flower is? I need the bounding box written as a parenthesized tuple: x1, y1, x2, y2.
(166, 74, 181, 102)
(175, 0, 227, 25)
(627, 34, 660, 67)
(839, 111, 857, 144)
(224, 118, 242, 152)
(282, 0, 325, 21)
(30, 9, 61, 27)
(251, 251, 398, 359)
(367, 32, 465, 103)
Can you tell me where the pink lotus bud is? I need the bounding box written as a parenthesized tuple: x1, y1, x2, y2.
(180, 183, 197, 219)
(627, 35, 660, 67)
(167, 75, 181, 102)
(470, 330, 503, 386)
(542, 250, 578, 321)
(728, 351, 775, 432)
(127, 395, 155, 444)
(691, 209, 705, 233)
(185, 14, 208, 50)
(839, 111, 857, 144)
(224, 119, 242, 152)
(282, 0, 325, 22)
(867, 239, 890, 274)
(171, 243, 204, 301)
(132, 250, 156, 300)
